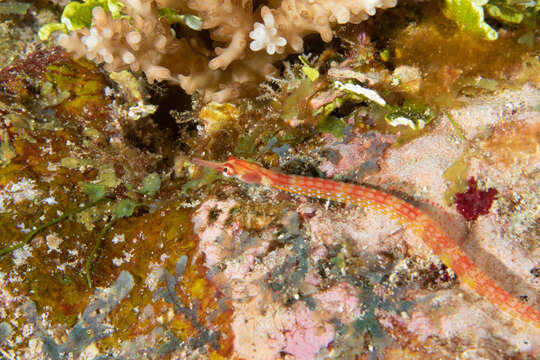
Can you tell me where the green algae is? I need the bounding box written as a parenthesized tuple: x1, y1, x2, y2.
(39, 81, 71, 107)
(60, 156, 92, 169)
(85, 214, 117, 287)
(443, 0, 538, 40)
(485, 0, 525, 23)
(299, 55, 320, 82)
(443, 0, 498, 40)
(81, 182, 106, 202)
(0, 2, 30, 15)
(140, 172, 161, 197)
(384, 100, 435, 130)
(39, 0, 127, 40)
(371, 1, 540, 111)
(234, 134, 258, 155)
(182, 167, 221, 194)
(62, 159, 122, 191)
(317, 115, 348, 138)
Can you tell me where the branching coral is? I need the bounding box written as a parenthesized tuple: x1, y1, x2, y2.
(253, 0, 397, 54)
(57, 1, 194, 83)
(50, 0, 398, 101)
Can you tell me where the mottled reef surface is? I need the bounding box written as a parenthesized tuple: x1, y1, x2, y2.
(0, 1, 539, 359)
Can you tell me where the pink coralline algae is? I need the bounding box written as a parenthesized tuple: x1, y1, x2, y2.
(318, 132, 396, 177)
(313, 282, 363, 324)
(283, 304, 335, 360)
(455, 177, 498, 221)
(191, 198, 238, 267)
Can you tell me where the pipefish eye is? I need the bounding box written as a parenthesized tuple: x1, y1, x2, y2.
(222, 165, 233, 177)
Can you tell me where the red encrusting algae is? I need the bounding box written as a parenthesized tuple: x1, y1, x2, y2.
(455, 177, 498, 221)
(194, 157, 540, 332)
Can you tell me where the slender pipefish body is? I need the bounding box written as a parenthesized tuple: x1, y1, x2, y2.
(194, 157, 540, 331)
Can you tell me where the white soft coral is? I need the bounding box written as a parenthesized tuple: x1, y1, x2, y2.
(249, 7, 287, 55)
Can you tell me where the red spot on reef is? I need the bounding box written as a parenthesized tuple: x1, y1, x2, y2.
(455, 177, 498, 221)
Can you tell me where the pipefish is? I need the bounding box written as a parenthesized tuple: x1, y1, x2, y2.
(194, 157, 540, 331)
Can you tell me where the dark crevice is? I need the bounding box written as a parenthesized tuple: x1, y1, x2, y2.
(123, 82, 192, 169)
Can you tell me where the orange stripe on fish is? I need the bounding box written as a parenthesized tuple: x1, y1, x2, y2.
(193, 157, 540, 331)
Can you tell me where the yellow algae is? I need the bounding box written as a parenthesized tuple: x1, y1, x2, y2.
(443, 151, 470, 205)
(73, 205, 103, 231)
(199, 103, 239, 135)
(96, 164, 121, 188)
(46, 59, 108, 115)
(394, 22, 538, 105)
(90, 206, 234, 355)
(190, 278, 206, 299)
(61, 156, 93, 169)
(0, 129, 16, 165)
(281, 78, 315, 125)
(371, 2, 540, 108)
(109, 70, 147, 103)
(210, 351, 228, 360)
(385, 348, 423, 359)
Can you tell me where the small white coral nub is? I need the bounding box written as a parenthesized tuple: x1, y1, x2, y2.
(126, 31, 142, 51)
(249, 7, 286, 55)
(332, 4, 351, 24)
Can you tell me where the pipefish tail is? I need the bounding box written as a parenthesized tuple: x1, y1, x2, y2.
(193, 157, 540, 331)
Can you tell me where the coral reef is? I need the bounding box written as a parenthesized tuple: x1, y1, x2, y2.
(1, 0, 539, 358)
(52, 0, 397, 101)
